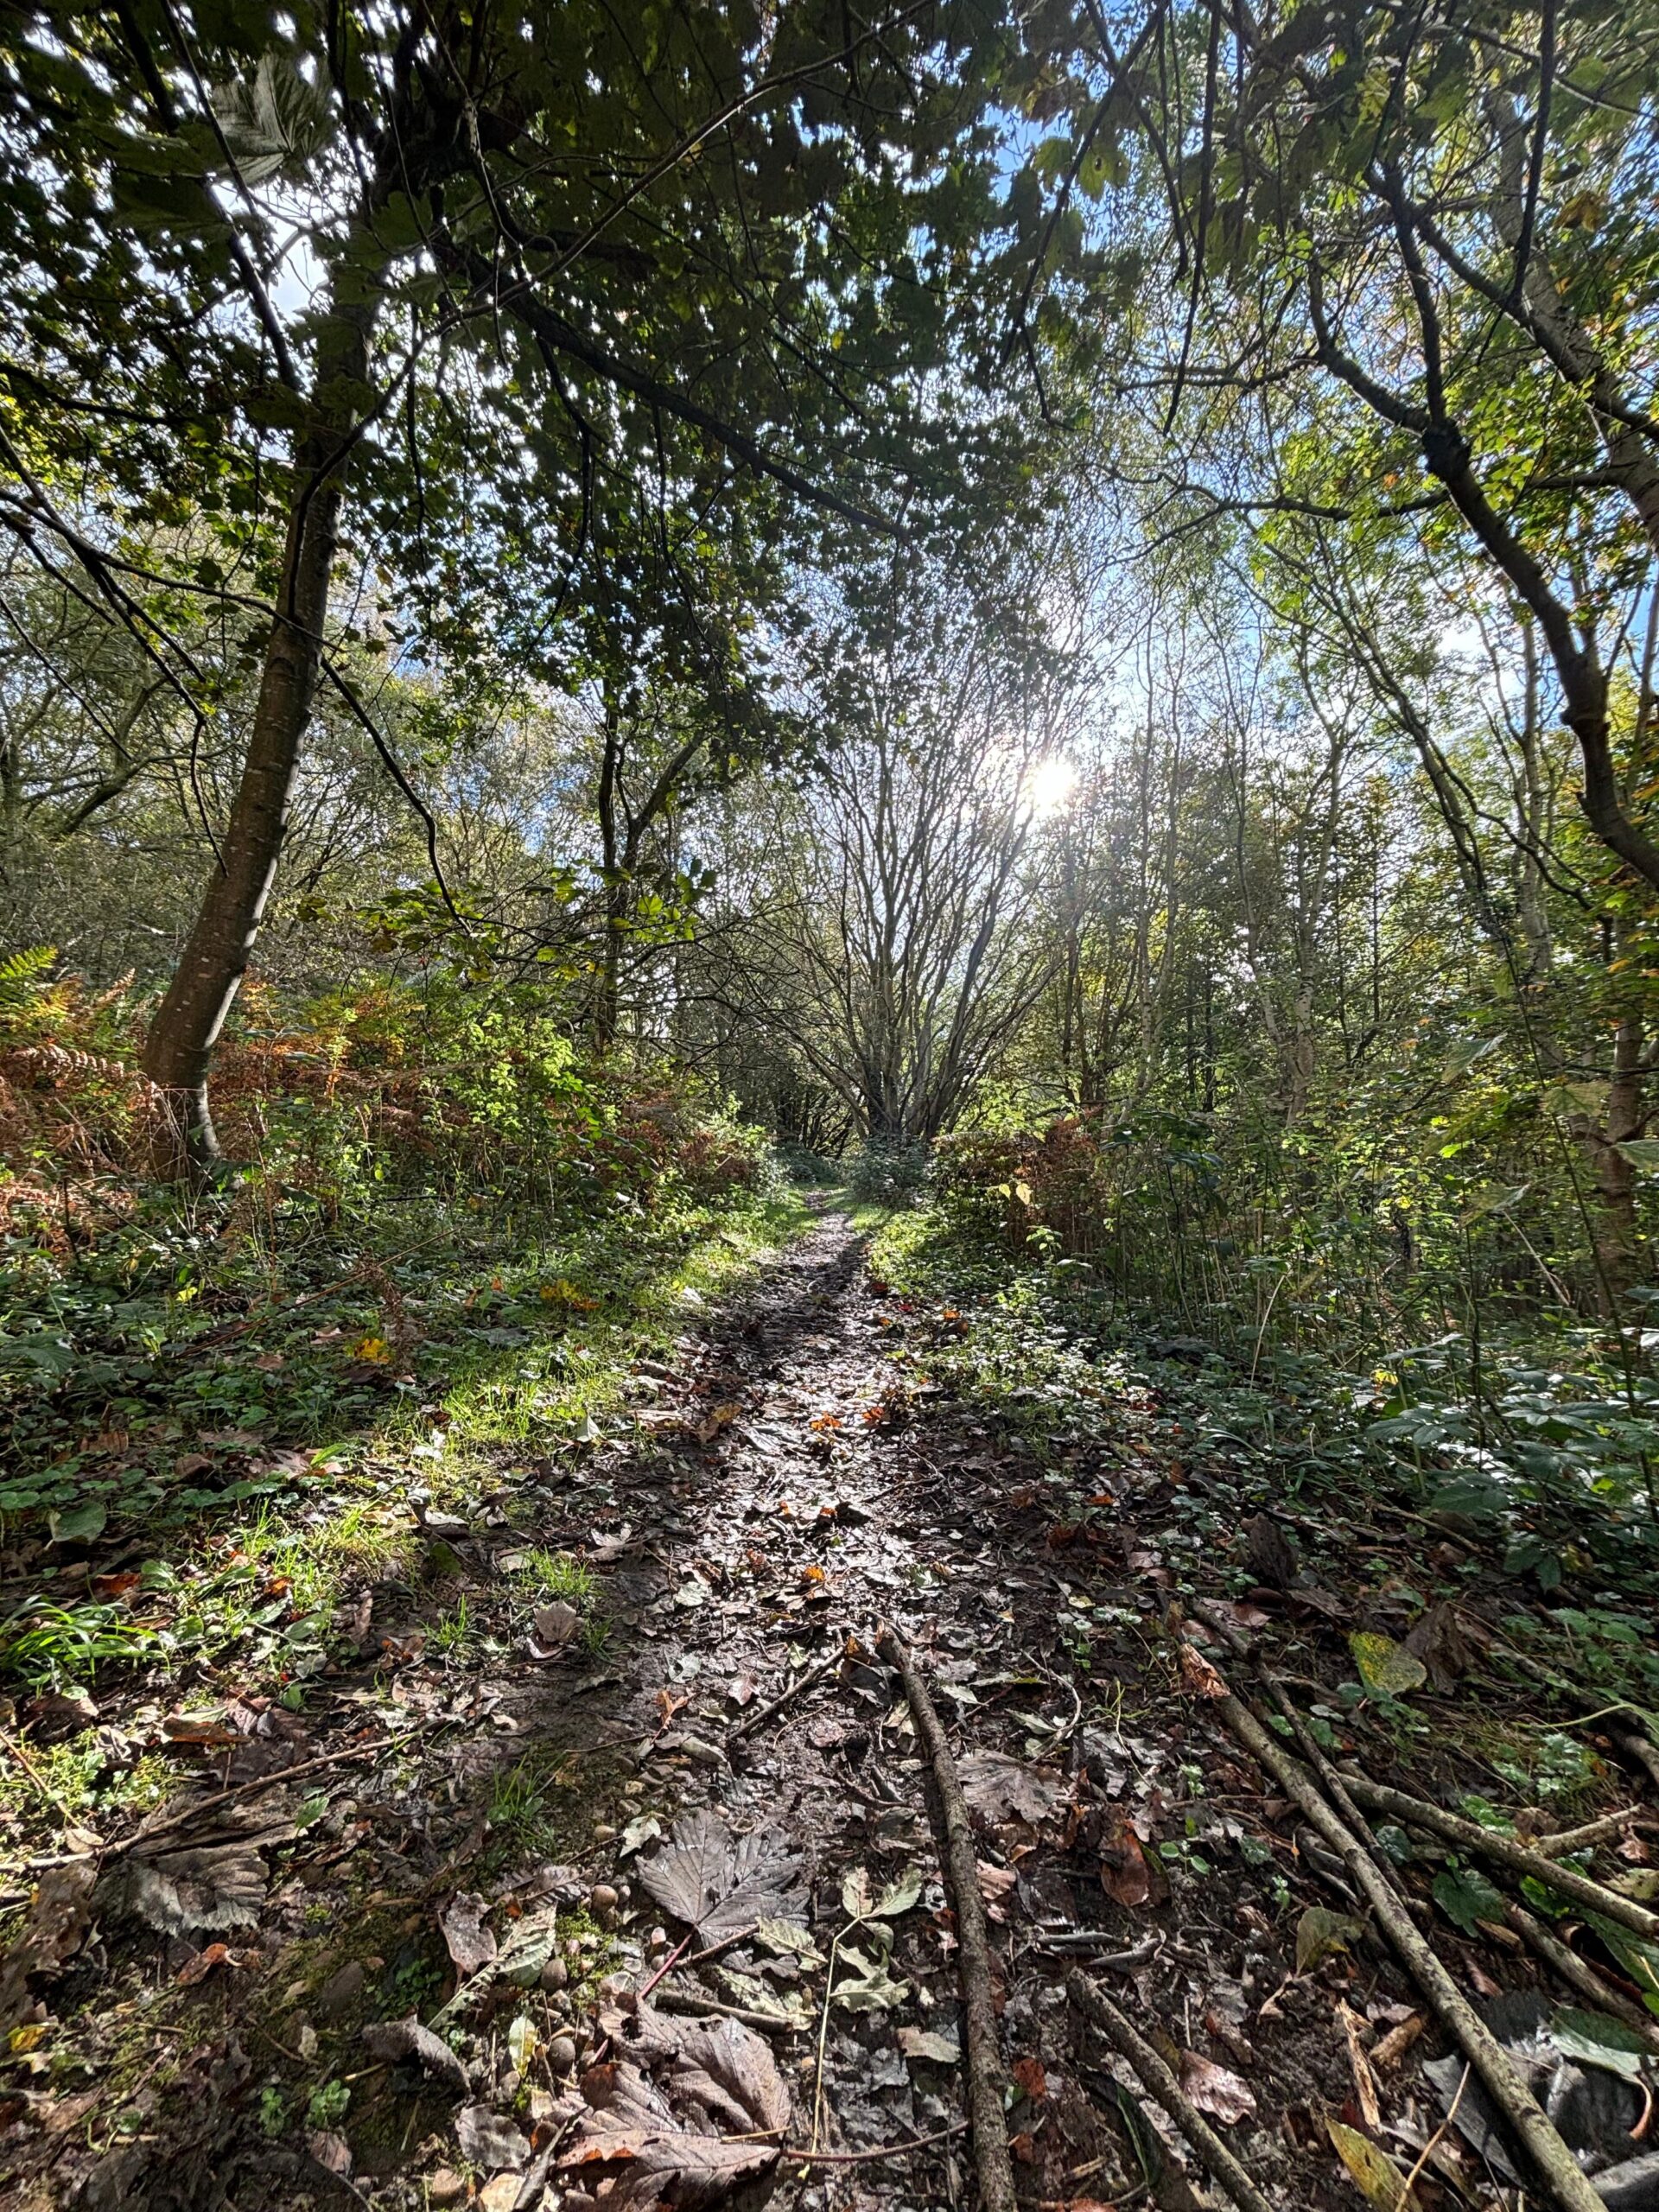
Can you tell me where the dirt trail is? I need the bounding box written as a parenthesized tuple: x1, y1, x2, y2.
(15, 1210, 1430, 2209)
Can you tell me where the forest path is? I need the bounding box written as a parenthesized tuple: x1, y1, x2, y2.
(42, 1207, 1369, 2212)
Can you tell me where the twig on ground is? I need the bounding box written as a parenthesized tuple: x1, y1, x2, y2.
(1340, 1773, 1659, 1941)
(1399, 2062, 1469, 2206)
(652, 1988, 806, 2033)
(1529, 1806, 1653, 1857)
(1188, 1601, 1410, 1902)
(728, 1639, 846, 1746)
(879, 1624, 1016, 2212)
(118, 1731, 425, 1851)
(1066, 1973, 1276, 2212)
(1505, 1903, 1659, 2049)
(1214, 1688, 1608, 2212)
(784, 2120, 969, 2164)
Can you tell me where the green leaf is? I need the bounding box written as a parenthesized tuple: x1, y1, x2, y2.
(1552, 2006, 1651, 2079)
(832, 1942, 911, 2012)
(1348, 1632, 1427, 1695)
(48, 1501, 106, 1544)
(1328, 2119, 1415, 2209)
(874, 1867, 924, 1918)
(1432, 1865, 1508, 1936)
(1296, 1905, 1364, 1972)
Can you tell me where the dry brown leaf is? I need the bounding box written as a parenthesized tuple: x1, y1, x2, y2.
(440, 1892, 497, 1976)
(361, 2014, 472, 2092)
(1179, 2049, 1257, 2126)
(637, 1809, 806, 1943)
(562, 2058, 779, 2212)
(1178, 1642, 1228, 1700)
(1369, 2012, 1424, 2070)
(1338, 2000, 1382, 2129)
(1098, 1812, 1154, 1909)
(957, 1751, 1062, 1827)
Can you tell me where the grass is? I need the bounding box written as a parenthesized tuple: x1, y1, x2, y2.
(0, 1180, 815, 1706)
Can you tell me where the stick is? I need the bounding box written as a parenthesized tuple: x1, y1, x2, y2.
(119, 1732, 423, 1851)
(1214, 1691, 1608, 2212)
(728, 1642, 845, 1746)
(1187, 1602, 1408, 1897)
(1340, 1775, 1659, 1942)
(1066, 1974, 1275, 2212)
(1529, 1807, 1652, 1858)
(651, 1989, 805, 2033)
(878, 1625, 1016, 2212)
(784, 2120, 969, 2164)
(1504, 1903, 1659, 2050)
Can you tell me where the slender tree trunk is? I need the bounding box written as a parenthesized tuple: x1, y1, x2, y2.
(1583, 1015, 1645, 1311)
(141, 306, 371, 1171)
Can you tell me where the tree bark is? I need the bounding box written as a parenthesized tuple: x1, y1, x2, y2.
(141, 303, 372, 1172)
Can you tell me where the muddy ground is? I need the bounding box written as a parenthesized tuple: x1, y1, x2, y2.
(4, 1211, 1657, 2212)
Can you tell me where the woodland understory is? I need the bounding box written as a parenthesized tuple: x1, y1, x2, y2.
(5, 3, 1659, 2211)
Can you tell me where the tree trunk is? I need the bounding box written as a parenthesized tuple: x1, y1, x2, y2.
(1585, 1015, 1645, 1311)
(141, 307, 371, 1172)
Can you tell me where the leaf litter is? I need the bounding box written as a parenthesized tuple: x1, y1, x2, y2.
(14, 1209, 1653, 2212)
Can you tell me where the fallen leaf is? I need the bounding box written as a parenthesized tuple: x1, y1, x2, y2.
(361, 2015, 471, 2091)
(1099, 1813, 1154, 1909)
(1431, 1864, 1508, 1936)
(1296, 1905, 1365, 1974)
(726, 1671, 759, 1708)
(563, 2067, 777, 2211)
(1349, 1632, 1427, 1696)
(308, 2130, 353, 2178)
(1179, 2050, 1256, 2125)
(1179, 1643, 1228, 1700)
(695, 1402, 742, 1444)
(833, 1942, 911, 2012)
(0, 1862, 98, 2031)
(898, 2026, 962, 2063)
(841, 1865, 923, 1920)
(1013, 2056, 1048, 2101)
(125, 1841, 271, 1936)
(1328, 2118, 1415, 2210)
(958, 1751, 1061, 1827)
(531, 1599, 580, 1655)
(175, 1942, 255, 1986)
(638, 1809, 807, 1943)
(977, 1860, 1017, 1923)
(457, 2104, 531, 2172)
(440, 1892, 497, 1976)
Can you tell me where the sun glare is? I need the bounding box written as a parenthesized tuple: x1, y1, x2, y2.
(1026, 755, 1078, 817)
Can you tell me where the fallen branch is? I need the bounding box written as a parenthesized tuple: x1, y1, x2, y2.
(1214, 1690, 1607, 2212)
(878, 1624, 1016, 2212)
(1190, 1600, 1408, 1901)
(1504, 1903, 1659, 2050)
(1340, 1775, 1659, 1942)
(728, 1639, 846, 1746)
(1529, 1807, 1653, 1858)
(1066, 1973, 1276, 2212)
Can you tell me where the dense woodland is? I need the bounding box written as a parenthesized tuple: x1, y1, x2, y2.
(4, 3, 1659, 2209)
